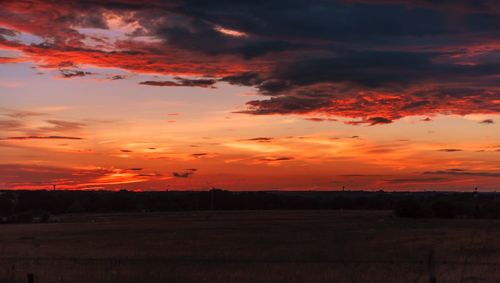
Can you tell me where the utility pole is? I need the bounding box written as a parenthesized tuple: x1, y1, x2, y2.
(53, 184, 56, 191)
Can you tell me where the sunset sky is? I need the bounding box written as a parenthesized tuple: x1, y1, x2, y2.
(0, 0, 499, 191)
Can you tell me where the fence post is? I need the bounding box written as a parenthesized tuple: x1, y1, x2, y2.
(428, 249, 437, 283)
(27, 273, 34, 283)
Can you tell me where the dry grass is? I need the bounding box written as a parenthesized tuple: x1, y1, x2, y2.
(0, 210, 499, 283)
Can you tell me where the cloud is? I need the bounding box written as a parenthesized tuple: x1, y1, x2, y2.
(258, 156, 294, 162)
(344, 117, 393, 126)
(140, 77, 217, 88)
(0, 120, 24, 130)
(304, 117, 338, 122)
(137, 173, 162, 177)
(172, 172, 190, 178)
(0, 164, 107, 189)
(424, 169, 500, 177)
(191, 153, 208, 158)
(1, 135, 83, 140)
(41, 120, 86, 132)
(338, 174, 385, 177)
(243, 137, 274, 143)
(172, 169, 195, 178)
(0, 27, 17, 37)
(368, 117, 393, 126)
(479, 119, 495, 124)
(387, 177, 448, 184)
(438, 148, 463, 152)
(1, 0, 500, 123)
(59, 69, 94, 78)
(4, 110, 45, 118)
(110, 75, 127, 80)
(0, 164, 163, 189)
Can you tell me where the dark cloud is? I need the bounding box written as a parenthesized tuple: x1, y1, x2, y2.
(244, 137, 274, 142)
(221, 72, 261, 87)
(191, 153, 208, 158)
(0, 27, 17, 37)
(110, 75, 127, 80)
(387, 177, 448, 184)
(304, 117, 338, 122)
(41, 120, 86, 132)
(345, 117, 393, 126)
(172, 171, 194, 178)
(1, 0, 500, 123)
(59, 69, 94, 78)
(120, 149, 133, 153)
(140, 77, 217, 88)
(438, 148, 463, 152)
(479, 119, 494, 124)
(368, 117, 393, 126)
(424, 169, 500, 177)
(172, 172, 189, 178)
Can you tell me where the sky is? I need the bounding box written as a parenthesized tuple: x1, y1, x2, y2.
(0, 0, 499, 191)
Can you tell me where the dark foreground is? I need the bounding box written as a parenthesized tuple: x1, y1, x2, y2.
(1, 210, 499, 283)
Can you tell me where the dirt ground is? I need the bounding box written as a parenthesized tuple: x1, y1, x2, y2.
(0, 210, 498, 283)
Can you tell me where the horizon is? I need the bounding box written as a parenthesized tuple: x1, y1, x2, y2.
(1, 0, 499, 191)
(0, 186, 493, 193)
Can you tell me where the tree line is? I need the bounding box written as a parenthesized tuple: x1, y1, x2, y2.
(1, 189, 498, 223)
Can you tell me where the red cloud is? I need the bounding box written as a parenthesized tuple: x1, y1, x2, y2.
(1, 0, 499, 124)
(0, 164, 164, 190)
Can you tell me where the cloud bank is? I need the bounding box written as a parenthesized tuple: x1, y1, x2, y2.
(1, 0, 499, 124)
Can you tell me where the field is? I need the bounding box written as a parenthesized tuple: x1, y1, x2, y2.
(1, 210, 499, 283)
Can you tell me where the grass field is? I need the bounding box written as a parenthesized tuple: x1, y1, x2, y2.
(0, 210, 499, 283)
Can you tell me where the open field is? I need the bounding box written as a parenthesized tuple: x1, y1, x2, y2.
(1, 210, 500, 283)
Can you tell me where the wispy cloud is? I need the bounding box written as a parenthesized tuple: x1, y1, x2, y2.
(479, 119, 495, 124)
(1, 135, 83, 140)
(140, 77, 217, 88)
(424, 169, 500, 178)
